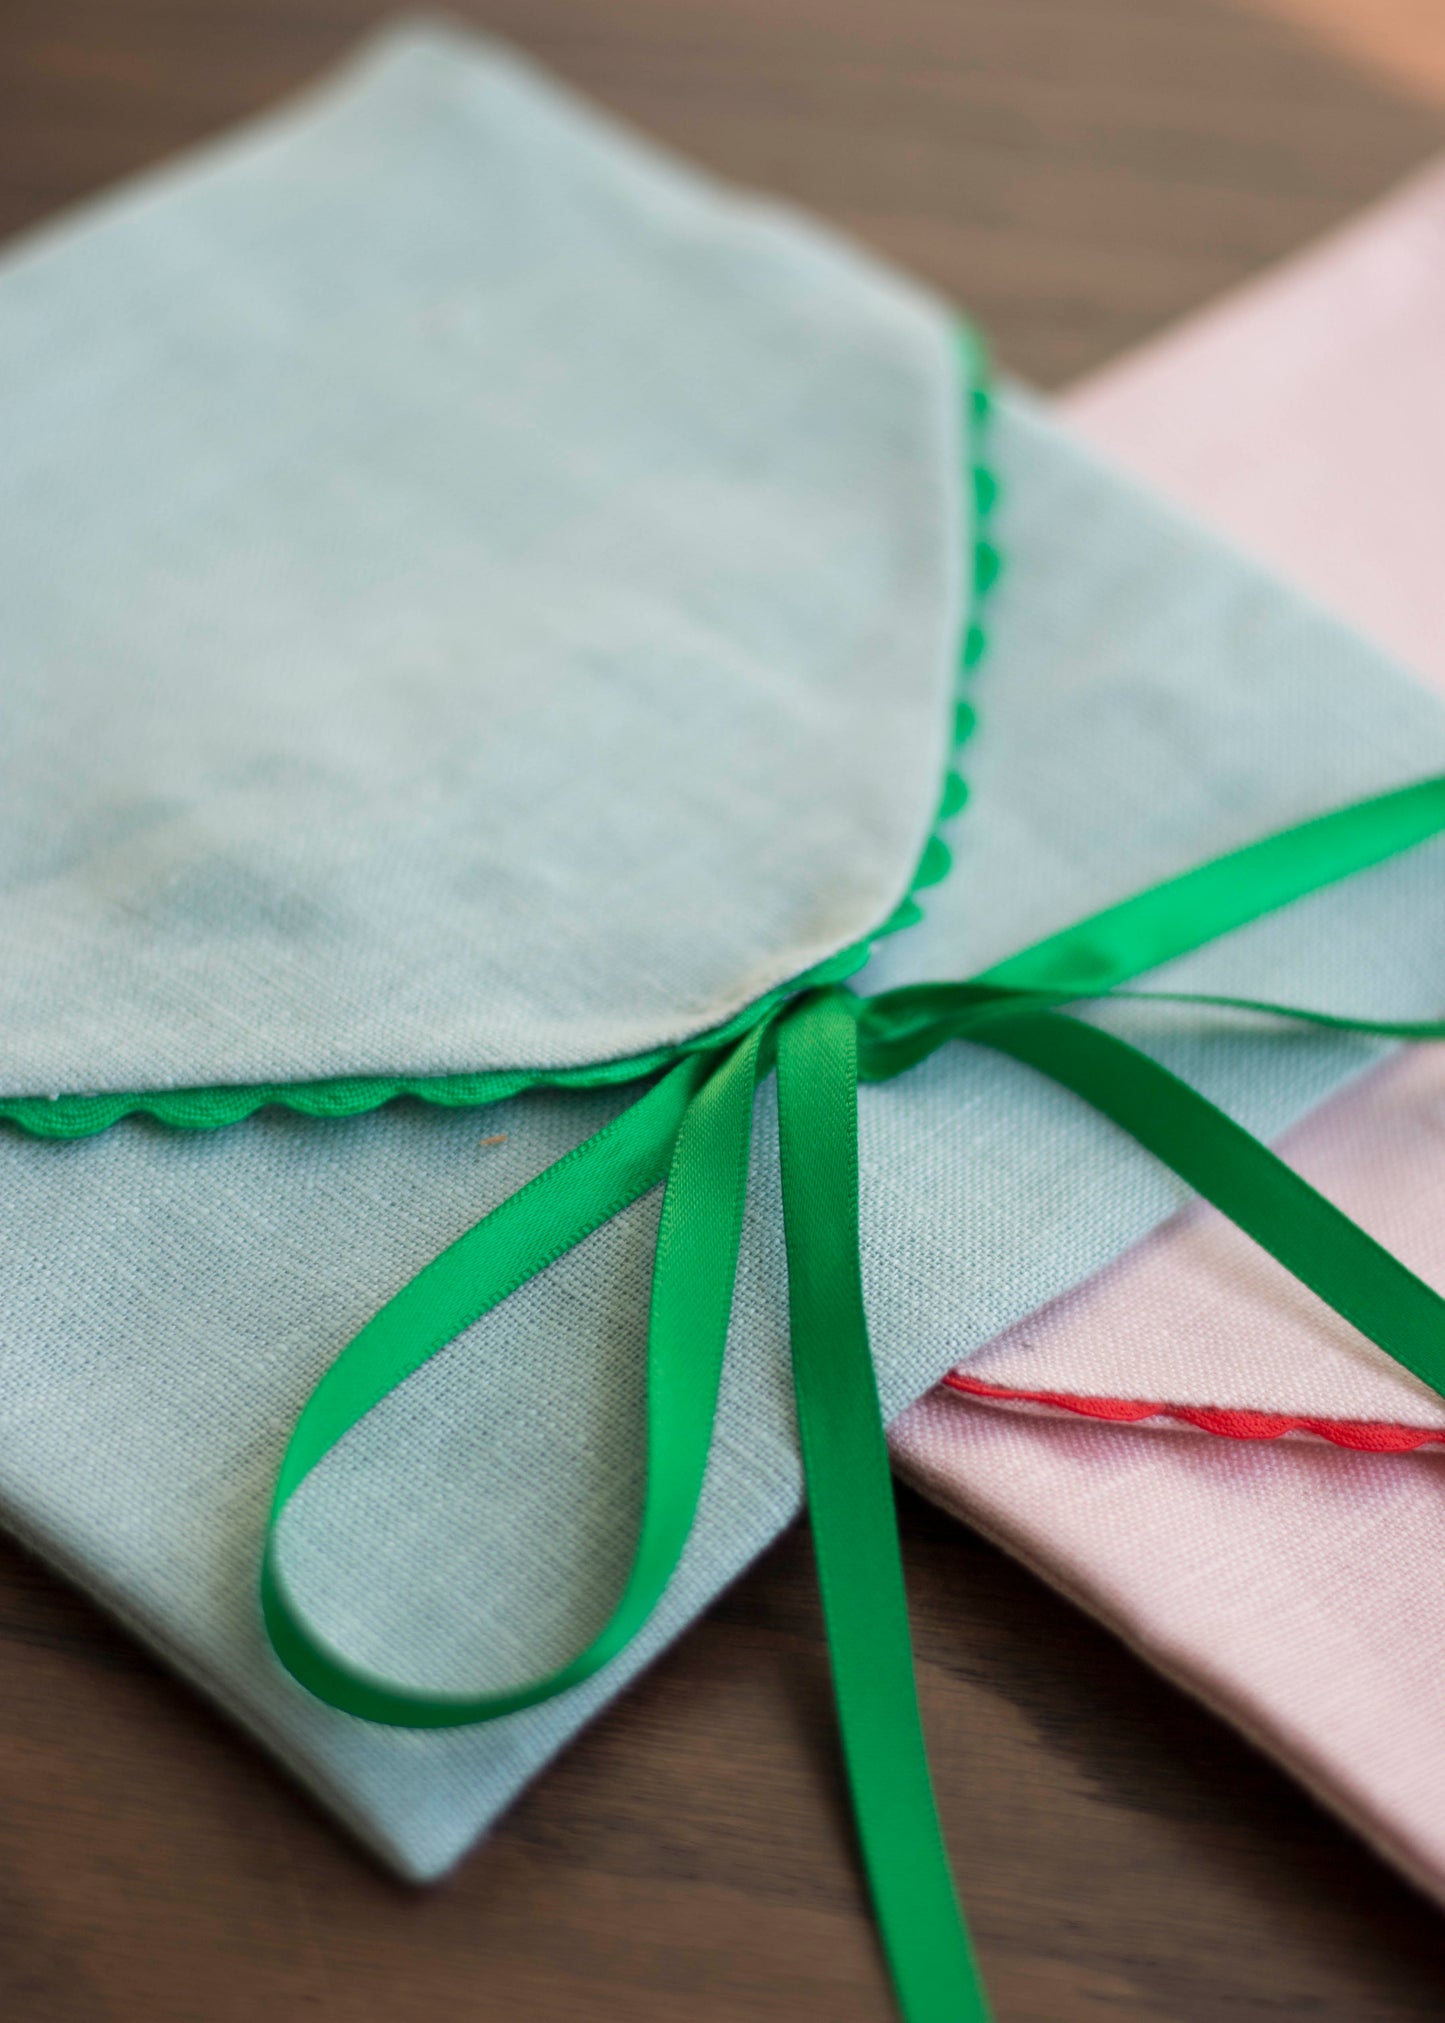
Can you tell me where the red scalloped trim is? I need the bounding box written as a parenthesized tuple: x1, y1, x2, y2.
(941, 1372, 1445, 1453)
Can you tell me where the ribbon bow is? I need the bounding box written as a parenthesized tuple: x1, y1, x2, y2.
(263, 774, 1445, 2023)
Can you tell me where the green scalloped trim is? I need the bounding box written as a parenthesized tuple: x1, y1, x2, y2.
(2, 326, 998, 1142)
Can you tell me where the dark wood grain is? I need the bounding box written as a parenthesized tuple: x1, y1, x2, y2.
(4, 2, 1445, 2017)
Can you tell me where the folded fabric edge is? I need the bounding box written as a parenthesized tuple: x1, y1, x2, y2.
(0, 1486, 422, 1877)
(0, 342, 993, 1140)
(891, 1388, 1445, 1916)
(0, 1429, 812, 1884)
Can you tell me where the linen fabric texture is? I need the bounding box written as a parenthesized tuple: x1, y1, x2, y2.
(0, 21, 962, 1094)
(893, 156, 1445, 1912)
(3, 22, 1445, 1884)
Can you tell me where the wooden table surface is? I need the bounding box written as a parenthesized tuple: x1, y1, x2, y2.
(4, 2, 1445, 2017)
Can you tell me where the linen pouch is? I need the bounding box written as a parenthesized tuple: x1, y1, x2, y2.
(894, 157, 1445, 1913)
(4, 17, 1445, 1886)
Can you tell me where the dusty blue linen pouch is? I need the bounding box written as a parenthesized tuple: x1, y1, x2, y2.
(3, 18, 1445, 1882)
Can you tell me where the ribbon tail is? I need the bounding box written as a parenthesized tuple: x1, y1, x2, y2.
(1106, 986, 1445, 1040)
(975, 1009, 1445, 1401)
(978, 773, 1445, 998)
(776, 990, 991, 2023)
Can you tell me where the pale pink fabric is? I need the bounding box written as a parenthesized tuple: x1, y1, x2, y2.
(960, 1048, 1445, 1428)
(1065, 156, 1445, 685)
(890, 160, 1445, 1904)
(899, 1394, 1445, 1907)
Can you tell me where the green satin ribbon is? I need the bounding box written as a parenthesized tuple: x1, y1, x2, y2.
(264, 771, 1445, 2023)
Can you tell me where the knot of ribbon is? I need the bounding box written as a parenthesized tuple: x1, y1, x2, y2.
(263, 773, 1445, 2023)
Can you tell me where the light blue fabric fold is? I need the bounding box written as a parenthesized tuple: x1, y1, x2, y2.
(0, 20, 961, 1094)
(1, 22, 1445, 1882)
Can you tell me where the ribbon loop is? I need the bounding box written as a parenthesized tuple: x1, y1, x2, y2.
(259, 766, 1445, 2023)
(264, 1025, 765, 1725)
